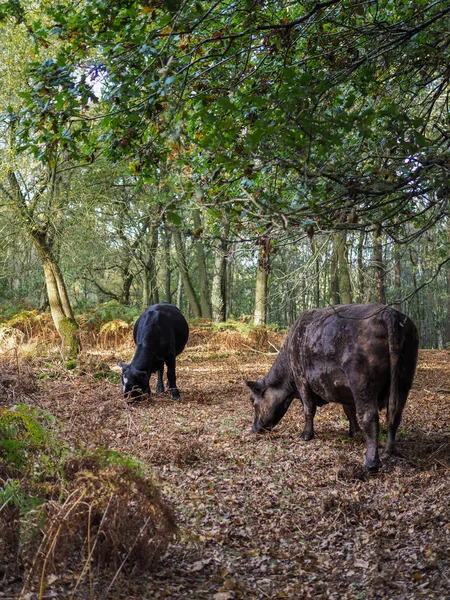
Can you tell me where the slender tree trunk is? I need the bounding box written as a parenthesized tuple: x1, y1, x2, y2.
(211, 219, 230, 322)
(173, 226, 201, 318)
(373, 223, 386, 304)
(336, 229, 352, 304)
(310, 235, 320, 307)
(394, 241, 402, 311)
(193, 209, 212, 318)
(142, 225, 159, 308)
(121, 268, 133, 305)
(330, 234, 340, 305)
(357, 229, 365, 302)
(163, 229, 172, 303)
(254, 238, 271, 325)
(176, 271, 183, 311)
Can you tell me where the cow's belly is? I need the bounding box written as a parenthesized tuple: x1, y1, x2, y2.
(308, 367, 354, 406)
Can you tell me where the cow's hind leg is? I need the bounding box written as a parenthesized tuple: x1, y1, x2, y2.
(166, 355, 180, 400)
(343, 404, 360, 437)
(156, 367, 165, 393)
(383, 389, 409, 457)
(355, 400, 380, 472)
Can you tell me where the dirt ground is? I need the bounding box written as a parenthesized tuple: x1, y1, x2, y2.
(2, 342, 450, 599)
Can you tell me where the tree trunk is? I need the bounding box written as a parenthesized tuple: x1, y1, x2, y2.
(163, 229, 172, 303)
(121, 268, 133, 305)
(254, 238, 271, 325)
(8, 171, 80, 356)
(356, 229, 365, 303)
(142, 225, 159, 308)
(34, 234, 80, 356)
(310, 235, 320, 307)
(173, 226, 201, 318)
(373, 223, 386, 304)
(211, 219, 230, 322)
(330, 234, 340, 305)
(394, 241, 402, 311)
(193, 209, 212, 318)
(336, 229, 352, 304)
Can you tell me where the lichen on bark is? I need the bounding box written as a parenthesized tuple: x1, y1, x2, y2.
(59, 317, 81, 358)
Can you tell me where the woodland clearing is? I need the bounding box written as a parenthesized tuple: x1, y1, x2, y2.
(1, 326, 450, 599)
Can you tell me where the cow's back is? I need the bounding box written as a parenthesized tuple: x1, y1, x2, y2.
(287, 304, 417, 406)
(134, 303, 189, 354)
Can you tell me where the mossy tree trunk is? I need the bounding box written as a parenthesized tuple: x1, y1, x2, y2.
(8, 171, 80, 357)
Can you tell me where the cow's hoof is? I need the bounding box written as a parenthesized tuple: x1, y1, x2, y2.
(157, 385, 165, 393)
(300, 432, 314, 441)
(364, 459, 380, 473)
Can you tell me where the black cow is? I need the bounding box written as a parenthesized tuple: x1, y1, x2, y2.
(120, 303, 189, 401)
(246, 304, 418, 472)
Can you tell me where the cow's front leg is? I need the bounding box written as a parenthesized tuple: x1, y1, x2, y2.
(298, 384, 316, 441)
(156, 367, 165, 393)
(166, 355, 180, 400)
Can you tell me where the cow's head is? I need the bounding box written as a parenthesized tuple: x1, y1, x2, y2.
(119, 361, 149, 401)
(246, 379, 294, 433)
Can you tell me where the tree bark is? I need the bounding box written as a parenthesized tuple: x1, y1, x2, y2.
(394, 240, 402, 311)
(193, 209, 212, 318)
(254, 237, 271, 325)
(330, 234, 340, 305)
(357, 229, 365, 302)
(142, 225, 159, 308)
(162, 229, 172, 303)
(310, 235, 320, 307)
(336, 229, 352, 304)
(211, 219, 230, 322)
(173, 226, 201, 318)
(8, 171, 80, 356)
(373, 223, 386, 304)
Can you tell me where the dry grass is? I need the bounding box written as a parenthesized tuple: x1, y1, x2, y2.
(20, 463, 176, 598)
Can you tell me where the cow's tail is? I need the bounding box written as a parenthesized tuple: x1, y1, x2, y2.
(385, 308, 406, 428)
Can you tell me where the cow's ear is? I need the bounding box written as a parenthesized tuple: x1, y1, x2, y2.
(119, 361, 129, 370)
(245, 379, 265, 394)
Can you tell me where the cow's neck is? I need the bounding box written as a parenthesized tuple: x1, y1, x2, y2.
(131, 344, 156, 371)
(265, 341, 295, 392)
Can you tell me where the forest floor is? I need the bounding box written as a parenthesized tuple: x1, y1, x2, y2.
(1, 332, 450, 599)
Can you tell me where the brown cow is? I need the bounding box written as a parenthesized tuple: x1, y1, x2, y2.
(246, 304, 418, 472)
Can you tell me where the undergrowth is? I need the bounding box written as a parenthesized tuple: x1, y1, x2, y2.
(0, 404, 176, 597)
